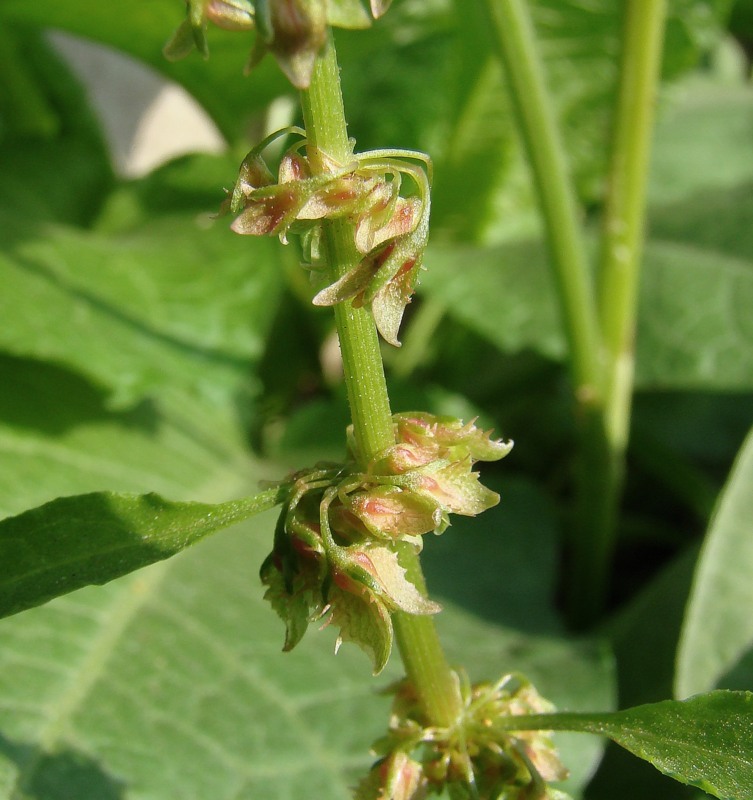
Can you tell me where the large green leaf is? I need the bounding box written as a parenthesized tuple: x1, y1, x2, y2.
(0, 27, 113, 225)
(419, 71, 753, 389)
(0, 211, 282, 407)
(675, 426, 753, 698)
(0, 357, 613, 800)
(649, 79, 753, 206)
(0, 517, 612, 800)
(497, 692, 753, 800)
(0, 356, 258, 520)
(420, 221, 753, 391)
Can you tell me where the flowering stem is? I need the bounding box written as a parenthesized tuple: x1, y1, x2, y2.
(300, 34, 463, 726)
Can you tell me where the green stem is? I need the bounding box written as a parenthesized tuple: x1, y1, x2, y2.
(300, 35, 463, 727)
(481, 0, 612, 625)
(299, 39, 394, 462)
(569, 0, 666, 623)
(481, 0, 602, 401)
(598, 1, 667, 452)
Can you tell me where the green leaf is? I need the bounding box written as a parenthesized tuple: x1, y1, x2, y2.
(675, 426, 753, 698)
(498, 692, 753, 800)
(0, 488, 281, 621)
(649, 79, 753, 207)
(0, 355, 260, 519)
(421, 226, 753, 390)
(635, 239, 753, 389)
(0, 525, 613, 800)
(0, 212, 283, 406)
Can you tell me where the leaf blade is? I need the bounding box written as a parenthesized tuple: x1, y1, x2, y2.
(497, 691, 753, 800)
(0, 488, 281, 620)
(675, 426, 753, 698)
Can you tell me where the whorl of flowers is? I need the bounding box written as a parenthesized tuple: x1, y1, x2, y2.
(164, 0, 392, 88)
(221, 128, 432, 346)
(260, 413, 512, 673)
(355, 672, 570, 800)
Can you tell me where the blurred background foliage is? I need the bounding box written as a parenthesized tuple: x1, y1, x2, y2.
(0, 1, 752, 798)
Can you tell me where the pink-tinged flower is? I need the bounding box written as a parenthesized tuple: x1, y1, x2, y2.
(163, 0, 254, 61)
(395, 412, 514, 463)
(372, 442, 440, 475)
(345, 486, 443, 539)
(355, 751, 429, 800)
(355, 194, 419, 254)
(403, 459, 500, 517)
(324, 584, 393, 675)
(206, 0, 255, 30)
(324, 544, 439, 674)
(331, 544, 440, 618)
(230, 185, 303, 236)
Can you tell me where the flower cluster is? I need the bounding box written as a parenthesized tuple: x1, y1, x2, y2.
(355, 673, 569, 800)
(223, 129, 432, 345)
(260, 413, 512, 672)
(164, 0, 391, 88)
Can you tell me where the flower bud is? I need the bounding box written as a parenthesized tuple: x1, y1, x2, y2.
(355, 751, 429, 800)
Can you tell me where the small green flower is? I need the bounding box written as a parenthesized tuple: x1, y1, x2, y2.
(225, 133, 433, 345)
(360, 672, 570, 800)
(355, 750, 429, 800)
(260, 413, 511, 672)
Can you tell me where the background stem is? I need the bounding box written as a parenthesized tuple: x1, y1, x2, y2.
(598, 0, 667, 452)
(482, 0, 667, 625)
(300, 35, 463, 726)
(573, 0, 667, 624)
(480, 0, 609, 625)
(481, 0, 602, 401)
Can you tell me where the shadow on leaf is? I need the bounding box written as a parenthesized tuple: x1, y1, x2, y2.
(0, 732, 126, 800)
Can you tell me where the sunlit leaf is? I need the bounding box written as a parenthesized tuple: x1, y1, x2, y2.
(498, 692, 753, 800)
(0, 488, 281, 620)
(675, 426, 753, 698)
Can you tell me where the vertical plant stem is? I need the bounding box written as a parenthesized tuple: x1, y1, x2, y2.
(598, 0, 667, 454)
(481, 0, 602, 401)
(300, 35, 463, 727)
(480, 0, 614, 623)
(574, 0, 667, 624)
